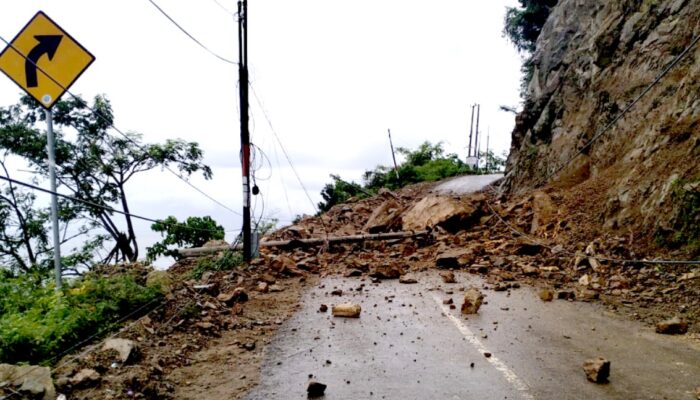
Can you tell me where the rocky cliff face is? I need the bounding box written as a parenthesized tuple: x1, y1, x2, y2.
(504, 0, 700, 245)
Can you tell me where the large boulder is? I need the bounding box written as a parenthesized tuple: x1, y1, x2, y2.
(0, 364, 55, 400)
(402, 195, 481, 232)
(364, 199, 404, 233)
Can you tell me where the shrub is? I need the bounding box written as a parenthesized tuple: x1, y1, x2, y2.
(191, 251, 244, 280)
(0, 274, 162, 365)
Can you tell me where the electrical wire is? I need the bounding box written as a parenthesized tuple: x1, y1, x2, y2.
(482, 186, 700, 266)
(146, 0, 238, 65)
(0, 34, 242, 217)
(543, 30, 700, 184)
(0, 175, 230, 236)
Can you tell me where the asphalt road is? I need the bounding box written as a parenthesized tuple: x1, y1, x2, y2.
(435, 174, 503, 194)
(244, 273, 700, 400)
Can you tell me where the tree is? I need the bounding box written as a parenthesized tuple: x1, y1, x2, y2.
(503, 0, 558, 53)
(503, 0, 558, 96)
(146, 216, 225, 261)
(479, 150, 507, 174)
(0, 94, 213, 267)
(317, 174, 367, 213)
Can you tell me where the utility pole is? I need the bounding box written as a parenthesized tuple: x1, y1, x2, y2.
(474, 104, 481, 160)
(468, 104, 475, 157)
(387, 129, 400, 181)
(485, 127, 490, 173)
(238, 0, 252, 262)
(46, 109, 61, 290)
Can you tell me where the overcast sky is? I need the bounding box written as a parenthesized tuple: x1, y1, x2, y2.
(0, 0, 523, 265)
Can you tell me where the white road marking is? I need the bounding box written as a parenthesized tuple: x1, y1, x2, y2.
(432, 294, 535, 400)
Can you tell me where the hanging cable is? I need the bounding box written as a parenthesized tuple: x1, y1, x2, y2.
(146, 0, 238, 65)
(0, 34, 241, 216)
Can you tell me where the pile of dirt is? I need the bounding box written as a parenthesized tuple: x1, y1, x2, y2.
(36, 177, 698, 400)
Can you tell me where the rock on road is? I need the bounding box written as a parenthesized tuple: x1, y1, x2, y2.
(244, 272, 700, 399)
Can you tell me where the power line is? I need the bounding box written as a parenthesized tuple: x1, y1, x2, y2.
(483, 191, 700, 266)
(544, 30, 700, 184)
(0, 34, 241, 217)
(146, 0, 238, 65)
(0, 175, 231, 236)
(248, 83, 321, 215)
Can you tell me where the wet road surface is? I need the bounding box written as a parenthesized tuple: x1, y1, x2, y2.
(244, 272, 700, 400)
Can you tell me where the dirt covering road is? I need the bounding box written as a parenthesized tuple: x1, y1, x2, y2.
(42, 175, 699, 400)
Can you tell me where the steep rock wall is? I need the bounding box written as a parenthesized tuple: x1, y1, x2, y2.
(504, 0, 700, 236)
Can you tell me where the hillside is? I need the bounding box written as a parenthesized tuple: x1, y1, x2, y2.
(504, 0, 700, 256)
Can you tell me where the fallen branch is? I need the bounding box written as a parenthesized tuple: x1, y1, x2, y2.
(177, 230, 429, 258)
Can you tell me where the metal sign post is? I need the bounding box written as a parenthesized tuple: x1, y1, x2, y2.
(45, 109, 62, 290)
(0, 11, 95, 290)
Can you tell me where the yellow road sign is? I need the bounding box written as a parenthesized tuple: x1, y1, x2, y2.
(0, 11, 95, 109)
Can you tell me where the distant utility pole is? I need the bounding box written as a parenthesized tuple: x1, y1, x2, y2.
(474, 103, 481, 159)
(485, 127, 490, 173)
(238, 0, 252, 262)
(468, 103, 481, 158)
(387, 129, 400, 181)
(468, 104, 475, 157)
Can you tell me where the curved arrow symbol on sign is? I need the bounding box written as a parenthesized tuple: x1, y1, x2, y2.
(25, 35, 63, 88)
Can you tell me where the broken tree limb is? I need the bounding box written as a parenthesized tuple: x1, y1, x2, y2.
(177, 230, 430, 258)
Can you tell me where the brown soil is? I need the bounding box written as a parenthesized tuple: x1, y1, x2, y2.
(47, 177, 699, 400)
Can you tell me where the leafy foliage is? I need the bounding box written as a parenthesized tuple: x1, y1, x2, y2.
(503, 0, 558, 53)
(0, 273, 161, 365)
(146, 216, 225, 262)
(0, 94, 213, 267)
(364, 142, 473, 190)
(191, 251, 244, 280)
(316, 142, 504, 213)
(318, 174, 368, 213)
(503, 0, 558, 96)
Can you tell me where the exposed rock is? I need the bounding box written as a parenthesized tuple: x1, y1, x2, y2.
(146, 270, 173, 295)
(582, 357, 610, 383)
(369, 264, 402, 279)
(269, 284, 284, 292)
(102, 338, 137, 363)
(539, 288, 555, 302)
(70, 369, 100, 387)
(0, 364, 55, 400)
(364, 199, 404, 233)
(344, 269, 363, 277)
(440, 271, 456, 283)
(257, 282, 269, 293)
(461, 288, 484, 314)
(578, 289, 599, 301)
(578, 274, 591, 286)
(331, 289, 343, 296)
(332, 303, 362, 318)
(402, 195, 481, 232)
(655, 317, 689, 335)
(217, 287, 248, 305)
(557, 290, 576, 301)
(436, 249, 476, 269)
(319, 304, 328, 313)
(307, 380, 327, 398)
(399, 274, 418, 284)
(530, 191, 555, 234)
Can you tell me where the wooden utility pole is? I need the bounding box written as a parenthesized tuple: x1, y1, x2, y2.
(238, 0, 252, 261)
(387, 129, 400, 181)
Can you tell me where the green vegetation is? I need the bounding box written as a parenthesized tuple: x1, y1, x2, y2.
(316, 142, 505, 213)
(0, 273, 161, 365)
(0, 94, 212, 270)
(147, 216, 225, 262)
(503, 0, 558, 96)
(191, 251, 244, 280)
(655, 178, 700, 255)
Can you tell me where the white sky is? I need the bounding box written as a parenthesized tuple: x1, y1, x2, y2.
(0, 0, 523, 265)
